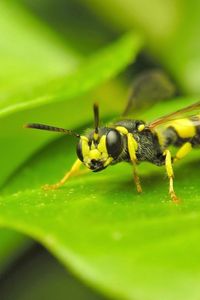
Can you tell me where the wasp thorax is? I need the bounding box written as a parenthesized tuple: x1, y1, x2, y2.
(76, 129, 123, 172)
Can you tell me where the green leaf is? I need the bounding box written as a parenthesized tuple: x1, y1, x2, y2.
(0, 0, 81, 273)
(1, 97, 200, 300)
(0, 0, 79, 93)
(0, 31, 142, 117)
(0, 0, 78, 189)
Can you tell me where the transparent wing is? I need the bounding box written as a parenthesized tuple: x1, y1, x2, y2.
(147, 101, 200, 130)
(122, 70, 176, 116)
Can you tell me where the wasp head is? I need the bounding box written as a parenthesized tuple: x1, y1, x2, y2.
(76, 127, 124, 172)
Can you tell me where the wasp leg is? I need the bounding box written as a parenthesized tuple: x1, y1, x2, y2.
(164, 150, 179, 203)
(173, 142, 192, 163)
(43, 159, 82, 190)
(127, 133, 142, 193)
(133, 164, 142, 193)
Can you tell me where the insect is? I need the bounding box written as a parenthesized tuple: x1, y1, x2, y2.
(25, 100, 200, 202)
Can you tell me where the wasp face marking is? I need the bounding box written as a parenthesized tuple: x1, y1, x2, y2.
(76, 128, 124, 172)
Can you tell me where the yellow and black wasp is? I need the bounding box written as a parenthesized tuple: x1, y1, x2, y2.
(25, 71, 200, 202)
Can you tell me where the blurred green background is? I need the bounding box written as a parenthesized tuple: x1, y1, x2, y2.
(1, 1, 200, 300)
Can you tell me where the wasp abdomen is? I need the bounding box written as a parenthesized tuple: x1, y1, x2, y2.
(164, 116, 200, 147)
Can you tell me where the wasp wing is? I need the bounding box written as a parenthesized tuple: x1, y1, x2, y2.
(147, 101, 200, 130)
(123, 70, 176, 116)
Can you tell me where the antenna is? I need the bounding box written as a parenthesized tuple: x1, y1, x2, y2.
(24, 123, 80, 138)
(93, 103, 99, 134)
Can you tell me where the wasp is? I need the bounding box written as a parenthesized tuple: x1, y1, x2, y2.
(25, 100, 200, 202)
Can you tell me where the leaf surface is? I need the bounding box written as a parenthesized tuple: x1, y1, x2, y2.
(1, 98, 200, 300)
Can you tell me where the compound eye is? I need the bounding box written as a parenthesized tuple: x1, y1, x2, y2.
(76, 141, 83, 162)
(106, 129, 123, 159)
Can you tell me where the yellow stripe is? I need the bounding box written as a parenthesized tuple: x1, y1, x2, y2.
(163, 150, 174, 177)
(103, 157, 113, 167)
(175, 142, 192, 160)
(127, 133, 138, 162)
(93, 132, 99, 141)
(169, 118, 196, 138)
(89, 149, 101, 160)
(97, 135, 107, 154)
(138, 124, 145, 132)
(80, 136, 90, 157)
(116, 126, 128, 135)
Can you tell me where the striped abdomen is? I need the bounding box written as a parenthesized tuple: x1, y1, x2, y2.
(163, 115, 200, 147)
